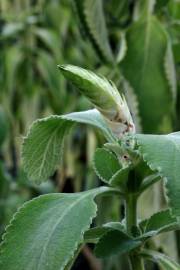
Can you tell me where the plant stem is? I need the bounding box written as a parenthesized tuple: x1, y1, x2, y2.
(126, 195, 137, 234)
(129, 254, 145, 270)
(125, 194, 144, 270)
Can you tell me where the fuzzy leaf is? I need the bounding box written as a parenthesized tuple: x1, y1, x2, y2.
(84, 227, 111, 243)
(93, 148, 121, 184)
(136, 133, 180, 216)
(58, 65, 135, 136)
(141, 249, 180, 270)
(22, 109, 115, 183)
(121, 16, 175, 133)
(109, 167, 129, 187)
(84, 222, 125, 244)
(103, 221, 126, 232)
(140, 210, 180, 237)
(95, 229, 141, 258)
(0, 187, 113, 270)
(74, 0, 113, 63)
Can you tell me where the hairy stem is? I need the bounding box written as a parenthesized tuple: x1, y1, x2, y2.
(125, 194, 144, 270)
(129, 254, 145, 270)
(126, 195, 137, 234)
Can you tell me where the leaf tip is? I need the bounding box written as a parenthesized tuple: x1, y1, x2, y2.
(57, 64, 67, 71)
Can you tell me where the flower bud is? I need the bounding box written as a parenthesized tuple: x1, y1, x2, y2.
(59, 65, 135, 137)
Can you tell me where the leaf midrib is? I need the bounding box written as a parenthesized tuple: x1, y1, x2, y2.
(37, 192, 95, 270)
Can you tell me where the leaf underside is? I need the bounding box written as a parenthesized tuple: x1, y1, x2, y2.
(22, 109, 114, 183)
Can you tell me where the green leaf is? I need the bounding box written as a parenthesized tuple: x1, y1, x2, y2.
(93, 148, 121, 184)
(121, 16, 175, 133)
(140, 209, 180, 236)
(141, 249, 180, 270)
(103, 221, 126, 232)
(22, 109, 115, 183)
(84, 227, 111, 243)
(2, 22, 24, 38)
(37, 50, 63, 113)
(122, 78, 142, 132)
(92, 148, 129, 188)
(168, 0, 180, 20)
(136, 133, 180, 216)
(164, 40, 177, 101)
(95, 229, 141, 258)
(134, 0, 155, 20)
(64, 245, 81, 270)
(84, 222, 125, 243)
(0, 187, 114, 270)
(109, 167, 129, 187)
(139, 173, 160, 192)
(58, 65, 135, 136)
(0, 107, 8, 147)
(4, 46, 22, 93)
(34, 28, 61, 58)
(74, 0, 113, 63)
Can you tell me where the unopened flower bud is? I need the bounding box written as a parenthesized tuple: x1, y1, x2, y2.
(59, 65, 135, 137)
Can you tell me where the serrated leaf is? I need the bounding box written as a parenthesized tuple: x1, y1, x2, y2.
(140, 209, 180, 237)
(164, 40, 177, 101)
(141, 249, 180, 270)
(0, 187, 114, 270)
(122, 78, 142, 133)
(93, 148, 121, 184)
(121, 16, 175, 133)
(58, 65, 135, 136)
(95, 229, 141, 258)
(74, 0, 113, 63)
(84, 227, 111, 243)
(103, 221, 126, 232)
(64, 245, 81, 270)
(109, 167, 129, 187)
(136, 133, 180, 216)
(84, 222, 125, 243)
(22, 109, 115, 183)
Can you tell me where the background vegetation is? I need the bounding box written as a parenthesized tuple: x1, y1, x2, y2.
(0, 0, 179, 269)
